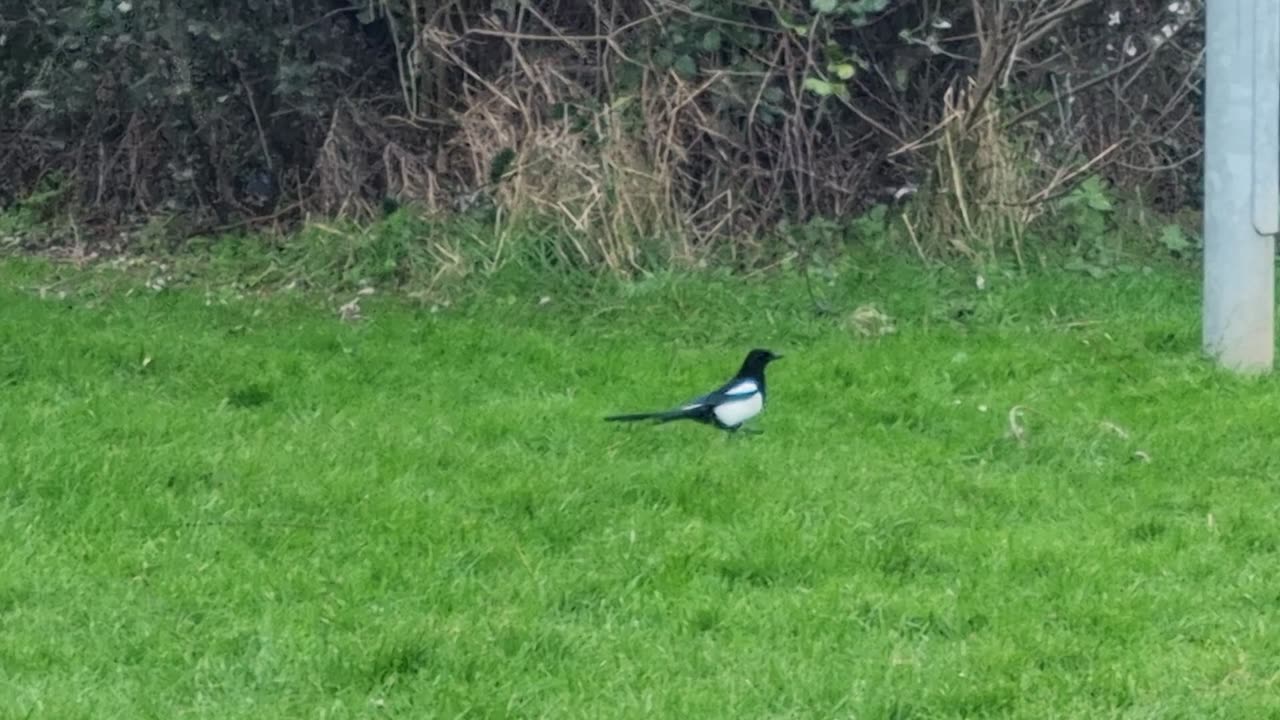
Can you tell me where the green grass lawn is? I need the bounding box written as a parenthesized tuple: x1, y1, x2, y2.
(3, 258, 1279, 718)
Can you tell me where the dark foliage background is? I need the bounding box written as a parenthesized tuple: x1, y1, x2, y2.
(1, 0, 1203, 260)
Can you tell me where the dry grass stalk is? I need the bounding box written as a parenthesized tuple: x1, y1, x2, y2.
(912, 80, 1036, 262)
(910, 73, 1121, 267)
(445, 49, 687, 274)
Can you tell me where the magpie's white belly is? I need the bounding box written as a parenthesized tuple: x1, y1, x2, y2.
(713, 393, 763, 427)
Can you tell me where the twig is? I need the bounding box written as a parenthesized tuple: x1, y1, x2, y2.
(901, 213, 927, 263)
(240, 77, 273, 171)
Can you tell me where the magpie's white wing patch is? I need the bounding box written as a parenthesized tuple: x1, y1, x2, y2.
(722, 379, 758, 398)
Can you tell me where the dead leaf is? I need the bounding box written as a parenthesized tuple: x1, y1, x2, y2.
(1007, 405, 1028, 446)
(338, 298, 363, 323)
(846, 304, 896, 337)
(1100, 420, 1130, 439)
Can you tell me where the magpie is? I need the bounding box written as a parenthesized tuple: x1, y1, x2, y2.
(604, 349, 782, 432)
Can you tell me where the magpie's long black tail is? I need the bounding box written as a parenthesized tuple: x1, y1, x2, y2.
(603, 408, 690, 423)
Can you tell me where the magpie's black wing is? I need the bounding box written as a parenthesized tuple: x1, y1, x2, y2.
(693, 377, 760, 405)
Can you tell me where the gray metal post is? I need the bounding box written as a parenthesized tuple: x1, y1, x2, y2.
(1204, 0, 1278, 372)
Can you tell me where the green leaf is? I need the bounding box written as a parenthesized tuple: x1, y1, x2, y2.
(812, 0, 838, 12)
(701, 29, 722, 52)
(1065, 256, 1105, 278)
(842, 0, 888, 25)
(1159, 225, 1191, 252)
(613, 62, 643, 91)
(763, 85, 785, 104)
(831, 63, 855, 80)
(653, 48, 675, 68)
(803, 77, 835, 96)
(1085, 193, 1113, 212)
(778, 13, 809, 35)
(674, 54, 697, 77)
(1076, 176, 1113, 212)
(489, 148, 516, 185)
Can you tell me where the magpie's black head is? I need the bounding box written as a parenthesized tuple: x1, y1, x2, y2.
(738, 348, 782, 377)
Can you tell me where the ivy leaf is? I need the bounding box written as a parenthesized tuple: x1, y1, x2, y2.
(674, 54, 697, 77)
(701, 29, 722, 52)
(893, 66, 909, 90)
(812, 0, 839, 12)
(831, 62, 855, 80)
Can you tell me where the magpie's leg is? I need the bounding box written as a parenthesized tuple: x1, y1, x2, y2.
(725, 425, 761, 439)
